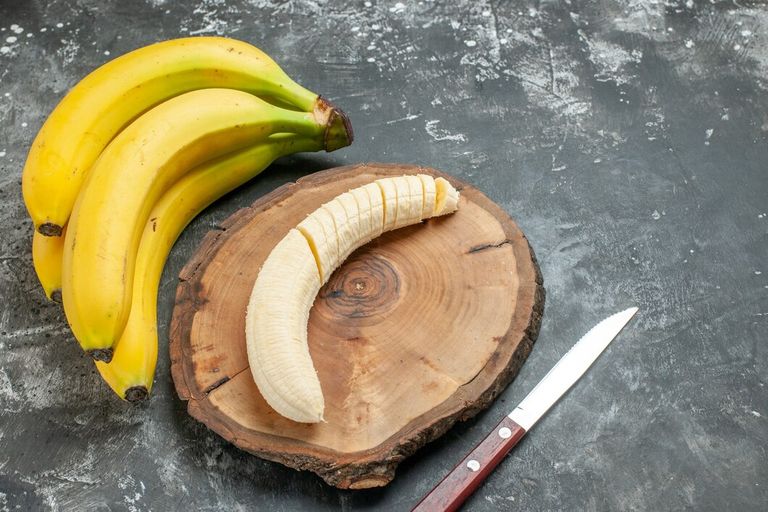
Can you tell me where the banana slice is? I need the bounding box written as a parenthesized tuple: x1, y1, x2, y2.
(392, 176, 412, 229)
(362, 183, 384, 238)
(297, 213, 335, 284)
(418, 174, 436, 218)
(299, 207, 340, 283)
(246, 175, 460, 423)
(376, 178, 398, 231)
(350, 185, 375, 245)
(435, 177, 459, 215)
(404, 175, 425, 226)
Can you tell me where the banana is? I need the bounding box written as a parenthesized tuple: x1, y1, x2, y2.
(22, 36, 348, 236)
(246, 175, 460, 423)
(97, 135, 323, 401)
(32, 228, 66, 302)
(62, 88, 352, 362)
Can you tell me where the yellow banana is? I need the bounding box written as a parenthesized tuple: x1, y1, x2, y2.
(32, 228, 66, 302)
(246, 175, 460, 423)
(97, 135, 322, 401)
(22, 36, 342, 236)
(62, 88, 351, 362)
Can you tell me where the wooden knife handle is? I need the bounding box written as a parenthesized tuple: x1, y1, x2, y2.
(412, 416, 526, 512)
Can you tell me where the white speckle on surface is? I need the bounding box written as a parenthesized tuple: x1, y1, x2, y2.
(5, 36, 17, 43)
(104, 50, 111, 56)
(57, 36, 81, 65)
(685, 39, 694, 48)
(186, 0, 235, 36)
(21, 122, 27, 127)
(450, 20, 461, 30)
(583, 36, 642, 85)
(40, 27, 47, 32)
(467, 460, 481, 471)
(756, 271, 762, 275)
(3, 92, 9, 97)
(482, 10, 491, 17)
(705, 128, 714, 139)
(389, 2, 405, 14)
(652, 210, 661, 220)
(528, 7, 538, 17)
(364, 1, 372, 6)
(752, 411, 762, 418)
(464, 40, 477, 47)
(741, 29, 752, 37)
(686, 0, 694, 7)
(0, 151, 6, 158)
(10, 24, 23, 34)
(385, 113, 419, 125)
(55, 22, 64, 28)
(734, 44, 742, 51)
(0, 46, 9, 54)
(425, 120, 467, 142)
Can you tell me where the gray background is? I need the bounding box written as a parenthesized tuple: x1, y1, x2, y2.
(1, 0, 767, 510)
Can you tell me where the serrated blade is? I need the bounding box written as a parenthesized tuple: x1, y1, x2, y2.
(508, 307, 639, 430)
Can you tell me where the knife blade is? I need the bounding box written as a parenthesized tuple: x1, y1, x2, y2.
(412, 307, 639, 512)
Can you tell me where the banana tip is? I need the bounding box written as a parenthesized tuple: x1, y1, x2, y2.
(49, 289, 62, 303)
(125, 386, 149, 403)
(89, 348, 114, 363)
(38, 223, 63, 237)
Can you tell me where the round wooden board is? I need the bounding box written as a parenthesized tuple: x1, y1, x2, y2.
(169, 163, 544, 489)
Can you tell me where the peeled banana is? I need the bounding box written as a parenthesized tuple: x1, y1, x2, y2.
(246, 175, 460, 423)
(22, 36, 336, 236)
(97, 135, 322, 401)
(62, 88, 352, 362)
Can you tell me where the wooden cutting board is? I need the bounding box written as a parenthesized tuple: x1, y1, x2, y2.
(169, 163, 544, 489)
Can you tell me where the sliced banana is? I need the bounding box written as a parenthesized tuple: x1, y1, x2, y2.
(246, 174, 460, 423)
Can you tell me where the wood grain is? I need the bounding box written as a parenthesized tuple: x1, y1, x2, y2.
(169, 163, 544, 488)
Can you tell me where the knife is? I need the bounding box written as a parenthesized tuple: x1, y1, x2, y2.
(412, 307, 639, 512)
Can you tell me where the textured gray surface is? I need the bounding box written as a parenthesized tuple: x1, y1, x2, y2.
(0, 0, 767, 510)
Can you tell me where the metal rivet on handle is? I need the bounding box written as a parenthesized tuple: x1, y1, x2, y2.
(466, 460, 480, 472)
(499, 427, 512, 439)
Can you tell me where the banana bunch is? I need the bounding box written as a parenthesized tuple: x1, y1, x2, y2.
(246, 175, 460, 423)
(23, 37, 353, 401)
